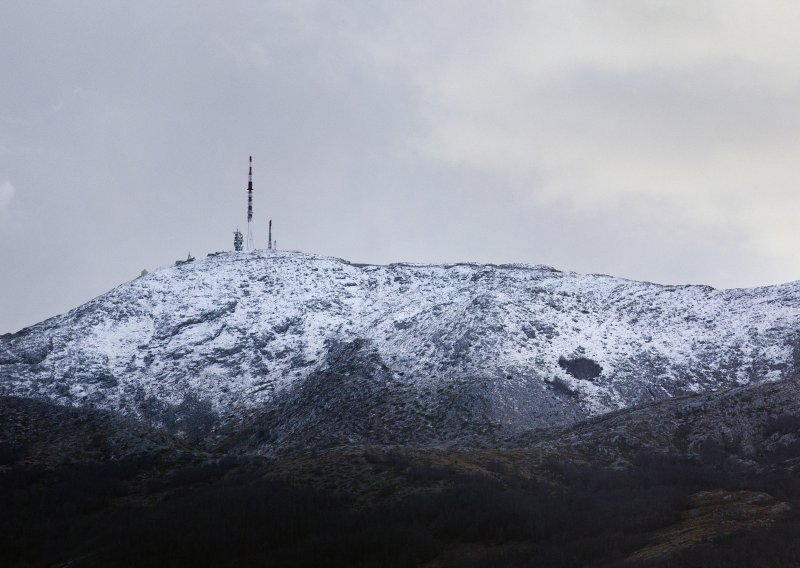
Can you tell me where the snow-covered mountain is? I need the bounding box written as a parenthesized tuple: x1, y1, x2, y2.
(1, 250, 799, 448)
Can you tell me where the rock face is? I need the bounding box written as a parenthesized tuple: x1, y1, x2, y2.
(1, 250, 799, 449)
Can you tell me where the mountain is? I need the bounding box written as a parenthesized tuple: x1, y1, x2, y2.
(1, 250, 799, 449)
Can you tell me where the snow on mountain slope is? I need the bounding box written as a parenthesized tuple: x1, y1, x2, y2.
(1, 250, 799, 447)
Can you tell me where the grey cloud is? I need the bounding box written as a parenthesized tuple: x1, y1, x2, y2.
(1, 2, 799, 333)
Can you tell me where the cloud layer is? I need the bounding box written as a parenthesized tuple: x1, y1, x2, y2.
(1, 1, 799, 332)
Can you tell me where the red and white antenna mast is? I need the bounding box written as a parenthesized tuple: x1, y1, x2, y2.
(246, 155, 255, 251)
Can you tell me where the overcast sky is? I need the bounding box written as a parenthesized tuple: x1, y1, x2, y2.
(2, 1, 800, 333)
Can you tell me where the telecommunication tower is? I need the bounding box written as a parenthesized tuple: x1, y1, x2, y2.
(268, 219, 272, 250)
(233, 228, 243, 251)
(246, 155, 255, 251)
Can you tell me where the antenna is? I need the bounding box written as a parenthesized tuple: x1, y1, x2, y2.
(233, 227, 243, 251)
(268, 219, 272, 250)
(246, 155, 254, 251)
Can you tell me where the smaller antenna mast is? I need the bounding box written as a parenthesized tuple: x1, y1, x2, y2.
(233, 227, 243, 251)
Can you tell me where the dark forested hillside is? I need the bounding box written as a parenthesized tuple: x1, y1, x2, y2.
(4, 378, 800, 567)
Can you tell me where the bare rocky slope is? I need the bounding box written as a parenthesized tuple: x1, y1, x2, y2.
(1, 250, 799, 450)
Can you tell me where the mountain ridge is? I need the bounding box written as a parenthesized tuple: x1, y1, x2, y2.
(2, 250, 799, 450)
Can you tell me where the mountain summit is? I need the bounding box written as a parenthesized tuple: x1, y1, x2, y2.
(2, 250, 799, 450)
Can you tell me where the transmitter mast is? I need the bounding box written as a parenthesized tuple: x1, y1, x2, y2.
(246, 155, 254, 251)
